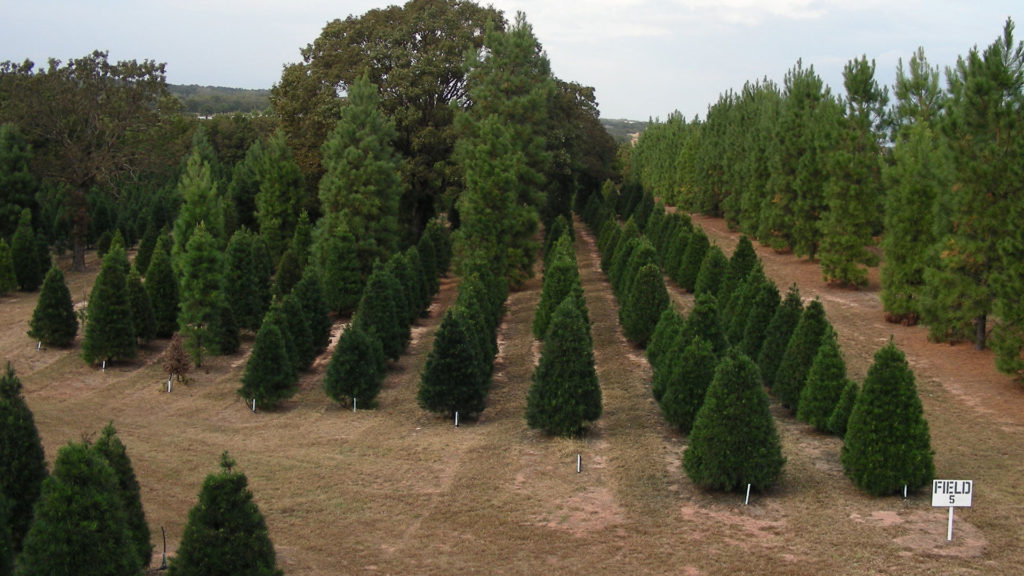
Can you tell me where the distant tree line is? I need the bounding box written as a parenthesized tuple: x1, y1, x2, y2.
(629, 19, 1024, 381)
(168, 84, 271, 116)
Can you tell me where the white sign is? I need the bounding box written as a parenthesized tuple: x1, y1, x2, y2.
(932, 479, 973, 508)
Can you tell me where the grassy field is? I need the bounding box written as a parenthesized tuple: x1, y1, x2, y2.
(5, 219, 1023, 575)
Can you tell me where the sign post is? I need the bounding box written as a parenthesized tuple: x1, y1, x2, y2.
(931, 479, 973, 541)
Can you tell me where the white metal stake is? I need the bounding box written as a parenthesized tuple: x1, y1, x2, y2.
(252, 398, 257, 413)
(947, 506, 955, 541)
(903, 485, 908, 500)
(37, 341, 41, 351)
(101, 360, 106, 371)
(353, 398, 357, 412)
(167, 377, 172, 393)
(577, 453, 581, 473)
(745, 483, 752, 506)
(455, 411, 459, 428)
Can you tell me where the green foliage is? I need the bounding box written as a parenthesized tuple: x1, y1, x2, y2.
(533, 238, 584, 340)
(168, 454, 282, 576)
(145, 235, 180, 338)
(127, 267, 156, 345)
(324, 324, 386, 408)
(718, 235, 758, 306)
(254, 131, 305, 260)
(385, 251, 420, 326)
(172, 147, 225, 266)
(291, 267, 332, 353)
(658, 337, 718, 433)
(738, 276, 781, 360)
(208, 298, 240, 356)
(239, 319, 296, 409)
(0, 491, 11, 576)
(418, 307, 489, 418)
(842, 342, 934, 495)
(425, 219, 452, 277)
(0, 125, 39, 241)
(353, 266, 409, 361)
(83, 248, 136, 365)
(28, 267, 78, 347)
(723, 266, 769, 345)
(133, 221, 161, 278)
(678, 227, 710, 292)
(646, 308, 686, 374)
(281, 293, 315, 372)
(682, 293, 726, 356)
(17, 441, 141, 576)
(177, 225, 225, 366)
(757, 284, 803, 389)
(312, 221, 364, 315)
(796, 329, 849, 431)
(224, 228, 268, 332)
(0, 363, 48, 553)
(0, 240, 16, 295)
(828, 380, 859, 437)
(416, 231, 440, 300)
(693, 245, 728, 297)
(773, 298, 829, 411)
(526, 296, 601, 436)
(618, 238, 658, 300)
(11, 209, 42, 291)
(620, 263, 670, 346)
(683, 349, 785, 492)
(92, 423, 151, 568)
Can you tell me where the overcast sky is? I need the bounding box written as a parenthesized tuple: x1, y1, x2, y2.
(2, 1, 1021, 120)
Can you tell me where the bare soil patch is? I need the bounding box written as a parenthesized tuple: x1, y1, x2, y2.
(5, 221, 1023, 575)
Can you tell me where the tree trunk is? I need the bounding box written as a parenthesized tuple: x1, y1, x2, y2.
(974, 314, 987, 351)
(71, 235, 87, 272)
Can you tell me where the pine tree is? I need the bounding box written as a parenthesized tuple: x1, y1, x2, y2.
(254, 131, 305, 261)
(91, 423, 152, 568)
(646, 308, 686, 374)
(323, 324, 386, 408)
(416, 231, 439, 299)
(403, 247, 432, 318)
(842, 341, 934, 496)
(693, 245, 729, 297)
(271, 241, 304, 300)
(145, 235, 180, 338)
(11, 208, 42, 291)
(177, 224, 225, 366)
(678, 226, 710, 292)
(168, 453, 283, 576)
(133, 220, 161, 280)
(724, 267, 769, 346)
(418, 307, 489, 418)
(318, 74, 404, 276)
(239, 320, 296, 409)
(353, 266, 409, 361)
(208, 298, 240, 356)
(224, 228, 265, 332)
(683, 349, 785, 491)
(0, 491, 11, 576)
(127, 267, 156, 345)
(291, 267, 332, 353)
(312, 222, 363, 315)
(757, 284, 803, 389)
(0, 124, 39, 242)
(681, 292, 727, 355)
(281, 293, 315, 372)
(827, 380, 859, 437)
(620, 263, 670, 347)
(0, 240, 16, 295)
(773, 298, 829, 411)
(17, 441, 141, 576)
(796, 328, 849, 432)
(738, 277, 781, 360)
(425, 218, 452, 276)
(526, 296, 601, 436)
(0, 363, 48, 553)
(83, 247, 136, 365)
(533, 243, 583, 340)
(172, 147, 225, 267)
(28, 267, 78, 347)
(656, 336, 717, 429)
(718, 235, 758, 307)
(163, 332, 191, 384)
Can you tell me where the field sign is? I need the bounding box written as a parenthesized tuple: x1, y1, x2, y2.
(931, 479, 973, 508)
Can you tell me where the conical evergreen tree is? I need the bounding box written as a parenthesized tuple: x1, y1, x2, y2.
(646, 308, 686, 375)
(239, 320, 296, 409)
(254, 131, 305, 261)
(526, 296, 601, 436)
(620, 263, 670, 347)
(681, 292, 727, 355)
(312, 222, 363, 315)
(208, 298, 240, 356)
(678, 226, 710, 292)
(693, 245, 729, 297)
(28, 267, 78, 347)
(828, 380, 859, 437)
(168, 453, 283, 576)
(11, 208, 42, 291)
(796, 328, 849, 431)
(224, 228, 264, 332)
(91, 422, 152, 568)
(177, 224, 225, 366)
(291, 267, 332, 353)
(718, 235, 758, 306)
(403, 247, 432, 318)
(0, 240, 17, 295)
(281, 292, 315, 371)
(757, 284, 803, 389)
(323, 323, 386, 408)
(17, 441, 141, 576)
(618, 238, 658, 301)
(533, 242, 583, 340)
(352, 266, 408, 361)
(739, 277, 781, 360)
(773, 298, 830, 411)
(659, 336, 718, 434)
(145, 236, 180, 338)
(133, 220, 161, 280)
(418, 307, 489, 418)
(0, 363, 47, 553)
(172, 147, 225, 267)
(83, 248, 136, 365)
(271, 241, 304, 300)
(384, 252, 418, 326)
(416, 231, 439, 299)
(724, 267, 769, 345)
(127, 267, 156, 345)
(683, 349, 785, 491)
(425, 218, 452, 276)
(842, 341, 934, 495)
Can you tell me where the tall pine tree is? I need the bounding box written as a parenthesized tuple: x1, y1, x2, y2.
(82, 246, 136, 365)
(0, 363, 48, 553)
(28, 266, 78, 347)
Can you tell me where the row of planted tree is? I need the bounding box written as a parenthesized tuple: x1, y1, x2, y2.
(580, 181, 935, 496)
(628, 19, 1024, 380)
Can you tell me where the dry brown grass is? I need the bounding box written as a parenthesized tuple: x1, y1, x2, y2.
(5, 224, 1023, 575)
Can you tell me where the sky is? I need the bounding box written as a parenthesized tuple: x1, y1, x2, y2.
(2, 1, 1021, 121)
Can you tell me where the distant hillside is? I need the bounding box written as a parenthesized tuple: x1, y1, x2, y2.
(169, 84, 271, 116)
(600, 118, 647, 144)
